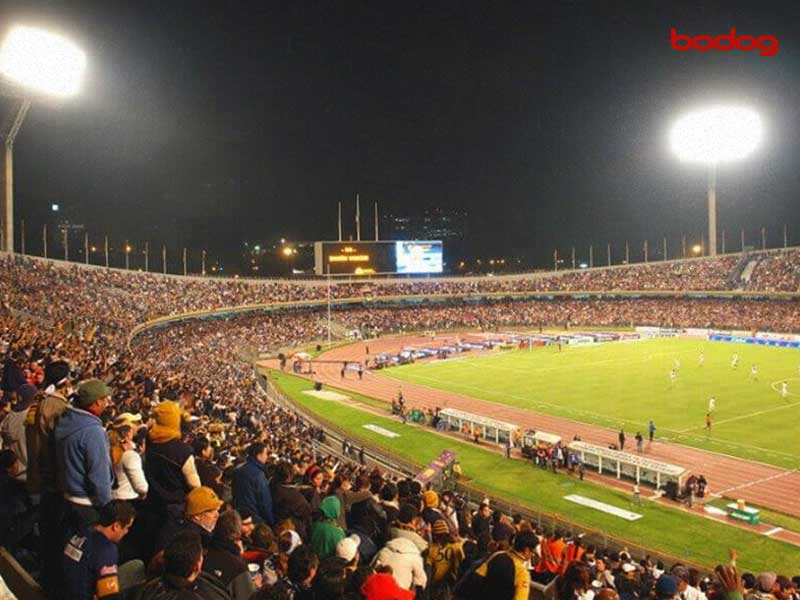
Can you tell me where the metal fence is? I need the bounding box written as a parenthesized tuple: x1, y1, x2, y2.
(254, 367, 715, 573)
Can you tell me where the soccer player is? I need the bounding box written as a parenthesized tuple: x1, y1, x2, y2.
(674, 358, 681, 371)
(749, 364, 758, 381)
(698, 351, 705, 367)
(708, 396, 716, 414)
(731, 353, 739, 369)
(669, 368, 677, 386)
(705, 413, 712, 434)
(782, 381, 789, 399)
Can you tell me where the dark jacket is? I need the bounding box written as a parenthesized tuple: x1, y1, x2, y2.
(145, 439, 193, 511)
(203, 538, 256, 600)
(232, 458, 274, 525)
(272, 483, 312, 540)
(136, 572, 231, 600)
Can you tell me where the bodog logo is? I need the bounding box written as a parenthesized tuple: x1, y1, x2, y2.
(671, 28, 778, 56)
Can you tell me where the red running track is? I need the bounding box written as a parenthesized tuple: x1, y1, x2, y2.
(266, 334, 800, 518)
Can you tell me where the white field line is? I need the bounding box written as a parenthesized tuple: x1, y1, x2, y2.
(384, 366, 800, 460)
(677, 398, 800, 433)
(716, 469, 798, 495)
(764, 527, 784, 537)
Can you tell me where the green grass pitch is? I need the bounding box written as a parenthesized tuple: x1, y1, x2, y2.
(380, 337, 800, 469)
(268, 369, 799, 573)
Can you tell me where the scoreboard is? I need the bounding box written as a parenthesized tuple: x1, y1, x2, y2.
(314, 241, 443, 275)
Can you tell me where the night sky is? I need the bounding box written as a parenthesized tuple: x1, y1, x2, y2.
(2, 1, 799, 271)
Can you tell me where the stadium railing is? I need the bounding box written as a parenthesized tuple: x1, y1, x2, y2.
(255, 366, 712, 574)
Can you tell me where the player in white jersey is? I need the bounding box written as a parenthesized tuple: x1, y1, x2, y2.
(731, 353, 739, 369)
(749, 364, 758, 381)
(669, 369, 677, 386)
(698, 352, 705, 366)
(708, 396, 716, 413)
(782, 381, 789, 399)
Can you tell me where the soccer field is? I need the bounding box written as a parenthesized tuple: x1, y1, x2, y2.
(381, 337, 800, 469)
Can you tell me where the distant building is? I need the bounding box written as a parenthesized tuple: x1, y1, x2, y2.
(381, 207, 467, 242)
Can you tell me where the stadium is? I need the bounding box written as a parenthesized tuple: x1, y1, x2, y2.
(0, 5, 799, 600)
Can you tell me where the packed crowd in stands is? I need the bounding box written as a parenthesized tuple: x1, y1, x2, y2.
(0, 249, 797, 344)
(0, 252, 798, 599)
(745, 251, 800, 292)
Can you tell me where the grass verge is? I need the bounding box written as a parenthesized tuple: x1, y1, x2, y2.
(267, 369, 800, 574)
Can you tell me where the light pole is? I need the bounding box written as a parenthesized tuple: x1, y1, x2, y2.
(670, 106, 762, 257)
(0, 25, 86, 252)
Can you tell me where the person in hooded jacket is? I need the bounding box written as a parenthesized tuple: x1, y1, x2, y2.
(311, 496, 345, 560)
(55, 379, 114, 532)
(371, 535, 427, 592)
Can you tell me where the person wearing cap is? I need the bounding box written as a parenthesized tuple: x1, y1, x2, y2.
(55, 378, 115, 531)
(336, 534, 361, 570)
(656, 575, 681, 600)
(311, 496, 346, 560)
(748, 573, 779, 600)
(671, 564, 707, 600)
(0, 382, 37, 481)
(25, 359, 72, 496)
(25, 359, 73, 594)
(232, 441, 274, 526)
(153, 486, 225, 564)
(427, 519, 465, 598)
(109, 420, 147, 499)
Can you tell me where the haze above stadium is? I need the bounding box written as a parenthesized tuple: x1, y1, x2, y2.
(2, 1, 799, 272)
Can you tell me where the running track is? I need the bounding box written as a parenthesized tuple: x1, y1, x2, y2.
(265, 334, 800, 519)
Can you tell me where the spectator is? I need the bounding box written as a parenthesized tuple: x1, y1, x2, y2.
(145, 400, 201, 535)
(311, 496, 346, 560)
(272, 462, 312, 541)
(474, 530, 538, 600)
(372, 535, 427, 592)
(138, 530, 231, 600)
(427, 519, 465, 599)
(55, 379, 115, 530)
(0, 449, 34, 549)
(361, 571, 415, 600)
(282, 544, 318, 600)
(110, 421, 148, 501)
(203, 510, 257, 600)
(388, 503, 428, 554)
(61, 500, 138, 600)
(232, 442, 274, 526)
(0, 382, 37, 481)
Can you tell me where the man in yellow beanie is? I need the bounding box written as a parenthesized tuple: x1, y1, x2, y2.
(152, 486, 224, 563)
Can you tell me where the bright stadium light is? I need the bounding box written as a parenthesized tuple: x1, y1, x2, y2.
(0, 26, 86, 97)
(670, 105, 762, 257)
(0, 25, 86, 253)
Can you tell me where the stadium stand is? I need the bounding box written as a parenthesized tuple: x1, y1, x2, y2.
(0, 250, 797, 599)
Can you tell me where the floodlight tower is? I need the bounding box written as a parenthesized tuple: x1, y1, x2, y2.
(670, 106, 762, 257)
(0, 25, 86, 252)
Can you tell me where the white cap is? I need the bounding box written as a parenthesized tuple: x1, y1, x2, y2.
(335, 534, 361, 563)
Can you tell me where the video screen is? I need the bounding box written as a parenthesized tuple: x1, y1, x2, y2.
(395, 241, 443, 274)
